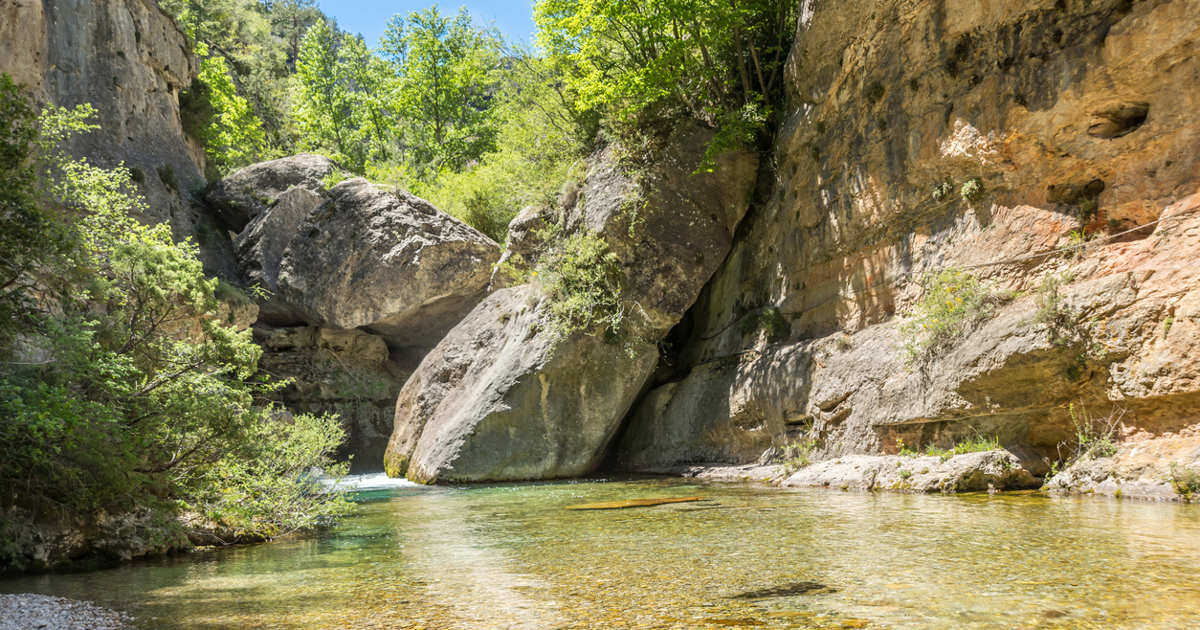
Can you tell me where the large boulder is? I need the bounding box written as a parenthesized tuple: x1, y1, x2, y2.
(206, 153, 336, 232)
(384, 124, 757, 483)
(276, 178, 500, 355)
(385, 285, 657, 482)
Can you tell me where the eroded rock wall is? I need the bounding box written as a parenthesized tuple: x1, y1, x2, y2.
(0, 0, 234, 277)
(617, 0, 1200, 494)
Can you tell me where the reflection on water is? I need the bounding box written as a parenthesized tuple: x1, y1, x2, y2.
(4, 479, 1200, 629)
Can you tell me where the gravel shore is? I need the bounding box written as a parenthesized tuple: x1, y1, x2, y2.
(0, 594, 133, 630)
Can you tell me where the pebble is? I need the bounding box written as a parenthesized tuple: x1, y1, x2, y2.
(0, 594, 133, 630)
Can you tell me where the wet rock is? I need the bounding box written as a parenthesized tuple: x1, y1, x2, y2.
(782, 451, 1038, 493)
(729, 581, 835, 599)
(277, 178, 499, 354)
(1045, 429, 1200, 501)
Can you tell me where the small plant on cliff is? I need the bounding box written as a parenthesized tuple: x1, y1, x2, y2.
(1066, 402, 1122, 461)
(1169, 464, 1200, 501)
(781, 438, 818, 474)
(537, 229, 627, 340)
(900, 267, 999, 361)
(740, 306, 790, 343)
(932, 181, 953, 202)
(923, 435, 1002, 461)
(960, 177, 983, 202)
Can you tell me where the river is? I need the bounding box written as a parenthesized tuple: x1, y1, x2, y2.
(4, 477, 1200, 629)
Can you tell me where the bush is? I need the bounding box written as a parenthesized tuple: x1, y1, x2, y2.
(899, 267, 998, 361)
(537, 230, 626, 340)
(0, 79, 352, 568)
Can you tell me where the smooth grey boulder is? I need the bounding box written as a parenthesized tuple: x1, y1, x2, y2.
(207, 154, 336, 232)
(232, 186, 324, 325)
(277, 178, 500, 353)
(385, 285, 658, 483)
(384, 124, 757, 483)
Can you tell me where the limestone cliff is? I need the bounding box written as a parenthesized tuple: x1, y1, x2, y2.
(617, 0, 1200, 500)
(0, 0, 233, 277)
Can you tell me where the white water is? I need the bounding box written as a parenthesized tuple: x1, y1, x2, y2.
(320, 472, 426, 492)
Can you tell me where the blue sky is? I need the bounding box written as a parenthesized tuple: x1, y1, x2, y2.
(317, 1, 539, 49)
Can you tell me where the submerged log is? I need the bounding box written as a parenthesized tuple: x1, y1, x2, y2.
(564, 496, 704, 510)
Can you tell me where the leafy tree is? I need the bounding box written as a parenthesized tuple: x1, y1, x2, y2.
(534, 0, 796, 140)
(381, 7, 503, 173)
(337, 34, 397, 164)
(262, 0, 324, 71)
(191, 43, 270, 175)
(0, 77, 351, 569)
(411, 54, 585, 241)
(294, 18, 362, 170)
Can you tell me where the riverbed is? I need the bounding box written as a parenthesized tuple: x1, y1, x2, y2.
(4, 478, 1200, 629)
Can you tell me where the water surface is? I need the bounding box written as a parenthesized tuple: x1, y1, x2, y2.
(5, 478, 1200, 629)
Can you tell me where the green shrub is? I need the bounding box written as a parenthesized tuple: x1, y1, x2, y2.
(932, 181, 952, 201)
(537, 230, 626, 340)
(900, 267, 998, 361)
(781, 438, 817, 474)
(740, 306, 789, 342)
(1169, 464, 1200, 500)
(1068, 402, 1120, 460)
(0, 83, 352, 568)
(960, 177, 983, 201)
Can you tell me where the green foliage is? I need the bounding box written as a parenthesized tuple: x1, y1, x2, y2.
(781, 438, 817, 475)
(924, 435, 1002, 461)
(1067, 402, 1120, 461)
(932, 181, 952, 201)
(740, 306, 789, 343)
(406, 57, 586, 242)
(534, 0, 796, 142)
(1169, 464, 1200, 500)
(0, 89, 351, 567)
(537, 230, 626, 339)
(192, 44, 269, 176)
(294, 19, 362, 171)
(900, 268, 998, 361)
(898, 434, 1002, 461)
(381, 7, 503, 174)
(960, 177, 983, 201)
(162, 0, 320, 152)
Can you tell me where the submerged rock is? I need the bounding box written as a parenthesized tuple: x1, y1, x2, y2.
(0, 594, 133, 630)
(385, 124, 756, 483)
(564, 496, 704, 510)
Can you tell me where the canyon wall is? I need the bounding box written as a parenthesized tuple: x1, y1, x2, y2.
(0, 0, 234, 276)
(616, 0, 1200, 499)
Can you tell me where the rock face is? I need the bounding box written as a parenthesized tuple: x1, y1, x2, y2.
(256, 326, 407, 472)
(208, 153, 337, 233)
(385, 125, 757, 483)
(782, 451, 1038, 494)
(277, 178, 500, 353)
(0, 0, 232, 277)
(616, 0, 1200, 487)
(205, 161, 500, 469)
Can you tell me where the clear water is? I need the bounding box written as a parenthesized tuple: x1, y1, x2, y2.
(4, 478, 1200, 629)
